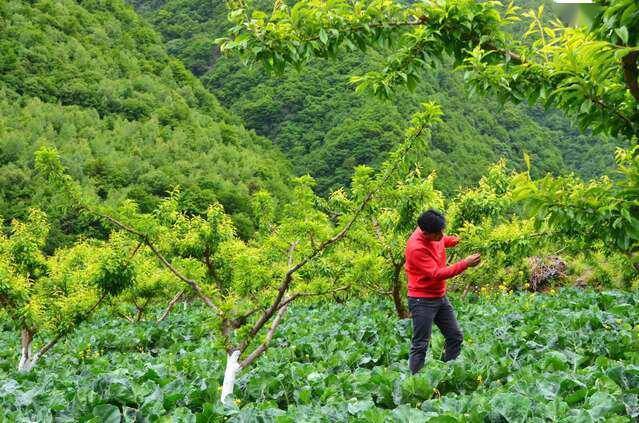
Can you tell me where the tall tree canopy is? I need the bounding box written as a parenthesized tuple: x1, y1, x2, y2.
(219, 0, 639, 141)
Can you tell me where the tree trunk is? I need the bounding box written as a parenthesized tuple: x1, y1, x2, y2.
(220, 349, 241, 405)
(392, 261, 410, 319)
(621, 51, 639, 102)
(18, 328, 34, 373)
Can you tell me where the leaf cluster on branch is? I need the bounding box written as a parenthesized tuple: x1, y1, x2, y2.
(218, 0, 639, 139)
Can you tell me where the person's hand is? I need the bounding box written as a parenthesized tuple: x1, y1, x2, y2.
(464, 253, 481, 267)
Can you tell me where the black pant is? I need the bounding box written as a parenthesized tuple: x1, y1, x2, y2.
(408, 296, 463, 374)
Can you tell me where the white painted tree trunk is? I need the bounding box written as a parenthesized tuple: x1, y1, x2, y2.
(220, 350, 241, 405)
(18, 329, 35, 373)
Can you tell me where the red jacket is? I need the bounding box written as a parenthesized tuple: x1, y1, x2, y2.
(405, 229, 468, 298)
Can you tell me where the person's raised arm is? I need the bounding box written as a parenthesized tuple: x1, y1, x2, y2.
(411, 247, 469, 281)
(443, 236, 460, 248)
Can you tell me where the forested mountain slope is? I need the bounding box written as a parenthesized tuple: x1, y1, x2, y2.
(0, 0, 293, 246)
(130, 0, 623, 195)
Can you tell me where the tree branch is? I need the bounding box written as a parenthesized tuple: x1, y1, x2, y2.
(482, 42, 522, 65)
(239, 301, 289, 369)
(239, 240, 299, 351)
(100, 214, 219, 313)
(366, 286, 393, 295)
(622, 51, 639, 102)
(276, 285, 351, 310)
(127, 241, 142, 263)
(31, 292, 107, 365)
(239, 124, 426, 353)
(30, 332, 65, 365)
(132, 297, 142, 313)
(472, 44, 635, 133)
(116, 310, 135, 323)
(287, 240, 300, 267)
(588, 93, 635, 128)
(238, 285, 349, 368)
(135, 298, 150, 322)
(157, 289, 185, 322)
(230, 307, 260, 329)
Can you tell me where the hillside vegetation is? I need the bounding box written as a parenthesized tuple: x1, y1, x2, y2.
(0, 0, 293, 246)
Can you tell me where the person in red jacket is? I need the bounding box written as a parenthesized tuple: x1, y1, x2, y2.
(405, 209, 481, 374)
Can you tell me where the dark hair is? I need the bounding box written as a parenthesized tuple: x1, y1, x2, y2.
(417, 209, 446, 234)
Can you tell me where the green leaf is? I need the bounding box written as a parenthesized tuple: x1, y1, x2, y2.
(427, 416, 459, 423)
(587, 392, 624, 419)
(615, 26, 629, 45)
(490, 393, 531, 421)
(92, 404, 121, 423)
(319, 29, 328, 45)
(347, 399, 375, 415)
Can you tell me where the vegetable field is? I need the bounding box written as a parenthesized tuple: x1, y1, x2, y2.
(1, 288, 637, 421)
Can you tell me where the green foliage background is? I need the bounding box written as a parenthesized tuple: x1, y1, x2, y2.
(129, 0, 623, 195)
(0, 0, 626, 249)
(0, 0, 293, 248)
(0, 0, 637, 420)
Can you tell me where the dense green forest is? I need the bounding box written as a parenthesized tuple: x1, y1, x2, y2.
(0, 0, 292, 246)
(130, 0, 622, 194)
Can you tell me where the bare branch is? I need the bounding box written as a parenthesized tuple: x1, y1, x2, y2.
(158, 289, 185, 322)
(116, 311, 135, 323)
(461, 281, 473, 298)
(240, 240, 299, 350)
(588, 94, 635, 128)
(136, 298, 151, 322)
(222, 303, 262, 340)
(370, 288, 393, 295)
(233, 305, 260, 327)
(238, 286, 349, 368)
(30, 332, 65, 365)
(132, 297, 142, 313)
(371, 217, 384, 240)
(482, 43, 522, 65)
(86, 292, 107, 317)
(287, 240, 300, 267)
(391, 260, 409, 319)
(126, 241, 142, 263)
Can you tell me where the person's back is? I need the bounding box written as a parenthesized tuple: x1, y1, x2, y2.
(405, 209, 481, 374)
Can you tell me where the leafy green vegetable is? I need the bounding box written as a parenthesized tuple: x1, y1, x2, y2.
(1, 289, 637, 420)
